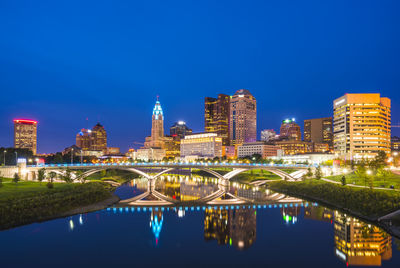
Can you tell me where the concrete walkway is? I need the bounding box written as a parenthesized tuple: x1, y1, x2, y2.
(321, 178, 399, 192)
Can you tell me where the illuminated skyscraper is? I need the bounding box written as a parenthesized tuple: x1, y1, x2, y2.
(205, 94, 230, 145)
(76, 129, 92, 151)
(333, 93, 391, 159)
(304, 117, 333, 148)
(14, 119, 38, 155)
(280, 118, 301, 141)
(91, 123, 107, 151)
(75, 123, 107, 152)
(170, 121, 192, 139)
(229, 89, 257, 146)
(144, 98, 166, 149)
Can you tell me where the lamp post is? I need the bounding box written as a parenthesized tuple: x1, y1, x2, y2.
(15, 151, 18, 165)
(3, 150, 6, 166)
(71, 148, 74, 165)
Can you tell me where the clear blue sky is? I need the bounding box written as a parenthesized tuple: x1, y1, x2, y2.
(1, 0, 399, 153)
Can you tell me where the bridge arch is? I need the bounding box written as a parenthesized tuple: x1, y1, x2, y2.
(77, 167, 152, 180)
(223, 167, 296, 181)
(151, 167, 224, 180)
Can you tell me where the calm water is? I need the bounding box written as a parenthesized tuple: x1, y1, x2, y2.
(1, 175, 400, 268)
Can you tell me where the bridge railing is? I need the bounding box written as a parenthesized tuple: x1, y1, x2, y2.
(25, 162, 316, 169)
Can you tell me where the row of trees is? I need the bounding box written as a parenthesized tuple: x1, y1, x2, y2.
(10, 168, 80, 188)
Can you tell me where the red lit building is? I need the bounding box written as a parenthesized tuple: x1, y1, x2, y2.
(14, 119, 38, 155)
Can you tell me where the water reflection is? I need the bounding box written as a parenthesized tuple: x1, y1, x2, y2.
(66, 176, 397, 267)
(334, 211, 392, 266)
(150, 211, 163, 245)
(204, 208, 256, 250)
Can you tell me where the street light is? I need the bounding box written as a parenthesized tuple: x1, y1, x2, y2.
(3, 150, 6, 166)
(71, 148, 74, 164)
(15, 151, 18, 165)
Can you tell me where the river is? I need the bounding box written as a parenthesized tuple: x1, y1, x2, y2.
(1, 175, 400, 267)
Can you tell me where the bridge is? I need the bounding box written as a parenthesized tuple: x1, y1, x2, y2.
(0, 162, 308, 184)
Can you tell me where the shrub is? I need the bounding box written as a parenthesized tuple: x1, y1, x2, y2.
(268, 180, 400, 218)
(341, 176, 346, 186)
(13, 173, 20, 184)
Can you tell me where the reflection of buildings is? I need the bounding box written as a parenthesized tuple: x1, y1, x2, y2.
(150, 211, 163, 245)
(180, 181, 217, 201)
(204, 208, 230, 245)
(230, 209, 256, 250)
(304, 206, 334, 223)
(281, 207, 300, 225)
(334, 211, 392, 266)
(204, 208, 256, 250)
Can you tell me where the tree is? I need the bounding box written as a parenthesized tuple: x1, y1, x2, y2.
(48, 171, 57, 183)
(37, 168, 46, 184)
(305, 168, 313, 178)
(377, 168, 391, 182)
(315, 166, 322, 180)
(355, 165, 367, 186)
(60, 168, 73, 183)
(341, 176, 346, 186)
(13, 172, 20, 184)
(375, 151, 388, 167)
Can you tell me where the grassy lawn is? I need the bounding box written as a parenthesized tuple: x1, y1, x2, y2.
(0, 177, 115, 230)
(84, 170, 139, 183)
(325, 172, 400, 189)
(0, 177, 75, 201)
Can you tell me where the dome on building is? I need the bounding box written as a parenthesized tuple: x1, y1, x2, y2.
(234, 89, 253, 96)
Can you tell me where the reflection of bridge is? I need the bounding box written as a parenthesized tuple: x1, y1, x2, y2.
(1, 162, 307, 182)
(115, 178, 303, 206)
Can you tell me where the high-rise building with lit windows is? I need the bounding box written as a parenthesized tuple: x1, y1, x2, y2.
(14, 119, 38, 155)
(91, 123, 107, 151)
(144, 98, 166, 149)
(75, 123, 107, 152)
(304, 117, 333, 149)
(229, 89, 257, 146)
(333, 93, 391, 159)
(205, 94, 230, 145)
(170, 121, 192, 139)
(280, 118, 301, 141)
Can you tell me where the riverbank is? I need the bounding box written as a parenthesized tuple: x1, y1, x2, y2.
(0, 180, 117, 230)
(266, 180, 400, 220)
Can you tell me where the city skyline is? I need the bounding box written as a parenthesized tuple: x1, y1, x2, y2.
(1, 1, 400, 153)
(2, 91, 400, 154)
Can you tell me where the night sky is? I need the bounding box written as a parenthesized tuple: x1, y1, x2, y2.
(1, 0, 399, 153)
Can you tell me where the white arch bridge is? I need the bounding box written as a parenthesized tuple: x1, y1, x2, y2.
(15, 162, 308, 183)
